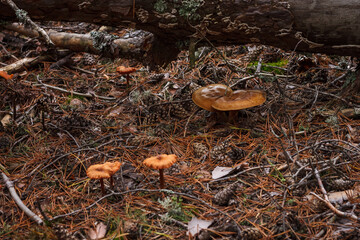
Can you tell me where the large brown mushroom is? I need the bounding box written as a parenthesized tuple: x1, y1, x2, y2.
(143, 154, 177, 189)
(192, 84, 233, 112)
(192, 84, 266, 123)
(212, 89, 266, 122)
(212, 89, 266, 111)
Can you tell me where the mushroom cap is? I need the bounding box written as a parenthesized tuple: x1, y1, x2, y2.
(103, 161, 122, 175)
(87, 164, 111, 179)
(116, 66, 137, 74)
(143, 154, 177, 170)
(212, 89, 266, 111)
(192, 84, 233, 112)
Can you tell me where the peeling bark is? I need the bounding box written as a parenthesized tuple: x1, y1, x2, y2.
(1, 0, 359, 58)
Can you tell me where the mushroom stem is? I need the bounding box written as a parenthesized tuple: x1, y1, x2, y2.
(125, 74, 130, 88)
(99, 179, 105, 195)
(228, 111, 238, 123)
(110, 176, 114, 189)
(214, 110, 228, 123)
(159, 169, 165, 189)
(13, 98, 17, 121)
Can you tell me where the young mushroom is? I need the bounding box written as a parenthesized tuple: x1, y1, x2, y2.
(87, 161, 122, 195)
(116, 66, 137, 88)
(143, 154, 177, 189)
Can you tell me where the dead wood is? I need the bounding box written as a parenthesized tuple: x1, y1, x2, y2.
(0, 0, 359, 60)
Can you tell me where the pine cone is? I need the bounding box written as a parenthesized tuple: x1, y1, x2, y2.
(123, 220, 139, 239)
(82, 53, 97, 65)
(239, 227, 262, 240)
(211, 141, 229, 155)
(227, 146, 246, 160)
(325, 178, 354, 191)
(170, 103, 189, 119)
(52, 225, 76, 240)
(0, 136, 10, 152)
(142, 92, 158, 106)
(127, 135, 160, 146)
(213, 182, 239, 206)
(245, 45, 265, 62)
(143, 112, 160, 124)
(149, 105, 169, 120)
(211, 140, 231, 162)
(59, 112, 91, 130)
(148, 73, 165, 84)
(193, 143, 209, 158)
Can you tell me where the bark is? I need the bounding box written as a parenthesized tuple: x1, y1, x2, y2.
(1, 0, 360, 58)
(2, 23, 156, 64)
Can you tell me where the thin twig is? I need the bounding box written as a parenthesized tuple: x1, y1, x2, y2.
(1, 171, 44, 225)
(288, 83, 359, 107)
(311, 168, 360, 221)
(34, 82, 115, 101)
(183, 108, 200, 137)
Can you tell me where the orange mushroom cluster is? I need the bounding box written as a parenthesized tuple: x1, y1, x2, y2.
(192, 84, 266, 112)
(87, 161, 122, 195)
(143, 154, 177, 189)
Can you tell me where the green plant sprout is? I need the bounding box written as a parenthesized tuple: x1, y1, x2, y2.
(158, 196, 191, 222)
(178, 0, 203, 21)
(248, 59, 288, 75)
(154, 0, 167, 13)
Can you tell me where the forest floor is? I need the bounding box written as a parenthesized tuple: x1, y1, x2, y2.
(1, 22, 360, 240)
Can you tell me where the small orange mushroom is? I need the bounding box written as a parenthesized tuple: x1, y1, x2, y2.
(116, 66, 137, 88)
(143, 154, 177, 189)
(103, 161, 122, 188)
(87, 161, 122, 195)
(87, 164, 111, 195)
(0, 70, 14, 80)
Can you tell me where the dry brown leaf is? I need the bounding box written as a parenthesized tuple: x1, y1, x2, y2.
(1, 114, 12, 127)
(187, 217, 213, 237)
(87, 221, 107, 240)
(107, 106, 125, 118)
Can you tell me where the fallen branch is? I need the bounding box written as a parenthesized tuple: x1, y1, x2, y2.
(311, 168, 360, 222)
(0, 56, 49, 73)
(2, 0, 53, 46)
(1, 171, 44, 225)
(2, 22, 155, 65)
(34, 81, 115, 101)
